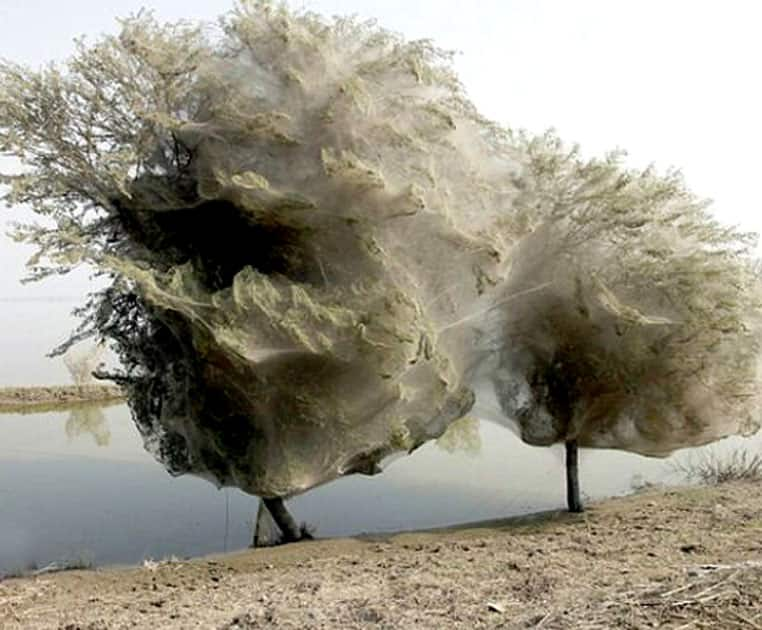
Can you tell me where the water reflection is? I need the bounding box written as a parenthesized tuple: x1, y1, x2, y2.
(65, 405, 110, 447)
(0, 404, 258, 576)
(1, 402, 760, 575)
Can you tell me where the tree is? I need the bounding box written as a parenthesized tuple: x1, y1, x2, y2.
(0, 1, 510, 539)
(2, 2, 759, 534)
(491, 133, 762, 509)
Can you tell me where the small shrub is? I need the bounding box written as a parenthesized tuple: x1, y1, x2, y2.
(673, 448, 762, 485)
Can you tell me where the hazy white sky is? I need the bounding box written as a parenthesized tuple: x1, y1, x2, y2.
(1, 1, 760, 294)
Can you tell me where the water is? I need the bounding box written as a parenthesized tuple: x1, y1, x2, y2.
(2, 402, 760, 575)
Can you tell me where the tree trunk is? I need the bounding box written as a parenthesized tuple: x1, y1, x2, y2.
(252, 498, 279, 547)
(565, 440, 584, 513)
(262, 497, 311, 543)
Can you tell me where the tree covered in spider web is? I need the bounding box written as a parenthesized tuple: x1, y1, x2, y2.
(1, 2, 760, 503)
(486, 132, 762, 455)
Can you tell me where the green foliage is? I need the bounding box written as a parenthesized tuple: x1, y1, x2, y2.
(1, 10, 208, 280)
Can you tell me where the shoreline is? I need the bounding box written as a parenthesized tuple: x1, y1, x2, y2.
(0, 384, 124, 413)
(1, 480, 760, 628)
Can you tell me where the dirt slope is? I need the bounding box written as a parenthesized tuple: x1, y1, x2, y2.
(1, 481, 761, 629)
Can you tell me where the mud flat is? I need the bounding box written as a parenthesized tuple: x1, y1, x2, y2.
(0, 385, 124, 413)
(1, 480, 760, 629)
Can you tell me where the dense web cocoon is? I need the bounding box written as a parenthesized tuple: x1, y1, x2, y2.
(480, 137, 762, 455)
(1, 1, 760, 498)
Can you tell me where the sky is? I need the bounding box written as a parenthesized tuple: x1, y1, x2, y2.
(0, 0, 761, 380)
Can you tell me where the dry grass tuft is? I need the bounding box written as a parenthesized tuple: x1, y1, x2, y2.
(562, 561, 762, 629)
(673, 449, 762, 485)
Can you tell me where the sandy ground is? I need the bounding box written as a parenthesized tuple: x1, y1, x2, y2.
(1, 481, 760, 629)
(0, 385, 124, 413)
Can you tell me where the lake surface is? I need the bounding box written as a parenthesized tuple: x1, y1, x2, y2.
(2, 402, 760, 576)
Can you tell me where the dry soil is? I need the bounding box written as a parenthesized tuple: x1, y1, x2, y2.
(1, 481, 760, 629)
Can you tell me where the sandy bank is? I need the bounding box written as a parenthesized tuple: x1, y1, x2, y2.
(1, 481, 760, 629)
(0, 385, 124, 413)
